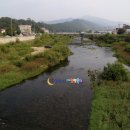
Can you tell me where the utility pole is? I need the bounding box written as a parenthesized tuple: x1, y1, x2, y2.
(11, 17, 13, 37)
(34, 23, 35, 34)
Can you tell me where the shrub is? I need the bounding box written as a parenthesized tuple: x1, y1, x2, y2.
(33, 58, 49, 65)
(16, 38, 20, 43)
(96, 34, 117, 44)
(33, 37, 43, 46)
(125, 44, 130, 52)
(25, 55, 35, 61)
(43, 50, 60, 66)
(0, 46, 9, 53)
(53, 45, 70, 57)
(13, 60, 25, 67)
(125, 34, 130, 42)
(101, 62, 128, 81)
(117, 28, 126, 34)
(21, 61, 40, 71)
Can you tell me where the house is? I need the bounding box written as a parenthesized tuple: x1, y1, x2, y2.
(41, 28, 49, 34)
(19, 25, 32, 36)
(112, 29, 117, 34)
(126, 29, 130, 34)
(123, 24, 130, 34)
(0, 29, 6, 34)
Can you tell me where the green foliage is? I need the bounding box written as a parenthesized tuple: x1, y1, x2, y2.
(25, 55, 35, 61)
(117, 28, 126, 34)
(125, 34, 130, 42)
(113, 42, 130, 66)
(0, 17, 50, 36)
(33, 34, 73, 47)
(0, 64, 14, 74)
(52, 45, 70, 57)
(125, 44, 130, 52)
(0, 45, 9, 53)
(0, 34, 72, 90)
(101, 62, 128, 81)
(89, 80, 130, 130)
(43, 50, 60, 66)
(33, 37, 43, 45)
(21, 61, 41, 71)
(96, 34, 117, 44)
(13, 60, 24, 67)
(16, 38, 20, 43)
(50, 19, 100, 32)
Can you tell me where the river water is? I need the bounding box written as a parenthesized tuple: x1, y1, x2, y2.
(0, 41, 117, 130)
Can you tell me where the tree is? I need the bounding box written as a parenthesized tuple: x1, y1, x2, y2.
(117, 28, 126, 34)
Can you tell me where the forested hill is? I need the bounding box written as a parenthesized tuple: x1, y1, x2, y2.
(0, 17, 101, 35)
(50, 19, 101, 32)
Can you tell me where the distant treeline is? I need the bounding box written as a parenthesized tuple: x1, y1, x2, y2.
(0, 17, 101, 35)
(0, 17, 50, 36)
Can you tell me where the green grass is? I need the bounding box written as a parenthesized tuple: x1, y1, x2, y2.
(89, 80, 130, 130)
(0, 34, 73, 91)
(93, 34, 130, 66)
(89, 63, 130, 130)
(89, 34, 130, 130)
(113, 42, 130, 66)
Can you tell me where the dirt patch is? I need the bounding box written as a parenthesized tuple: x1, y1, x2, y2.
(31, 47, 48, 55)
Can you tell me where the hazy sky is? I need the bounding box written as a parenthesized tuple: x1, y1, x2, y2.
(0, 0, 130, 22)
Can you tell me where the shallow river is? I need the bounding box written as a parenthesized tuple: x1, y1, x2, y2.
(0, 42, 117, 130)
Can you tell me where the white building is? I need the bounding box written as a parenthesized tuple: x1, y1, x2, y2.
(19, 25, 32, 36)
(41, 28, 49, 34)
(126, 29, 130, 34)
(0, 29, 6, 34)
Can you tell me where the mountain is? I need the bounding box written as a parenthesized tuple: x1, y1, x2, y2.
(49, 19, 101, 32)
(47, 16, 126, 32)
(46, 18, 73, 24)
(82, 15, 123, 27)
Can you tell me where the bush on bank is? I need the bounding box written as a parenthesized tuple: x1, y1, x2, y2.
(94, 34, 130, 46)
(89, 62, 130, 130)
(100, 62, 128, 81)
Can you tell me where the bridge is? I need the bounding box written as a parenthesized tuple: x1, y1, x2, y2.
(51, 32, 101, 35)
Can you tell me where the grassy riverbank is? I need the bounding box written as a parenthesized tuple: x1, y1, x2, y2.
(113, 42, 130, 66)
(93, 34, 130, 65)
(89, 79, 130, 130)
(0, 34, 73, 91)
(89, 34, 130, 130)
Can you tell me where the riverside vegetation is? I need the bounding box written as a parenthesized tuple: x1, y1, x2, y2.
(0, 34, 73, 91)
(89, 34, 130, 130)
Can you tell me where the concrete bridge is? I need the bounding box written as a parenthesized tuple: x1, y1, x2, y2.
(51, 32, 101, 35)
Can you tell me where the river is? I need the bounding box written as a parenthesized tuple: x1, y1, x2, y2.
(0, 40, 117, 130)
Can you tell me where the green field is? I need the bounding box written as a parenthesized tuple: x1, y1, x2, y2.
(89, 79, 130, 130)
(0, 34, 73, 91)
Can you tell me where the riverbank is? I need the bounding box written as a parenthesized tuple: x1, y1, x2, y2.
(93, 34, 130, 66)
(0, 34, 73, 91)
(89, 78, 130, 130)
(89, 34, 130, 130)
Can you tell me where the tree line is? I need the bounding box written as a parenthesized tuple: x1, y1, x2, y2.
(0, 17, 50, 36)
